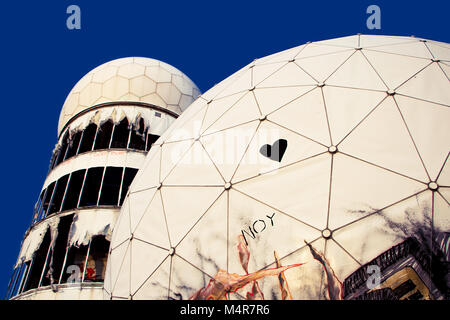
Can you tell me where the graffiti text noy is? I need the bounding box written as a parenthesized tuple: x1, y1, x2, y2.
(241, 212, 276, 245)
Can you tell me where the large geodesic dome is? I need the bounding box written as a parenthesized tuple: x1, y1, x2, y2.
(104, 35, 450, 300)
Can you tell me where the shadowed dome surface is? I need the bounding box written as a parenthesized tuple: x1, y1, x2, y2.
(58, 57, 201, 134)
(105, 35, 450, 300)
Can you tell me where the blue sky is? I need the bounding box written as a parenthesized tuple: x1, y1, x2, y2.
(0, 0, 448, 297)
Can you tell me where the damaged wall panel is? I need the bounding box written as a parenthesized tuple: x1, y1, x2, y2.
(68, 209, 119, 247)
(16, 221, 51, 268)
(41, 215, 74, 288)
(64, 105, 174, 137)
(50, 105, 174, 170)
(9, 208, 120, 297)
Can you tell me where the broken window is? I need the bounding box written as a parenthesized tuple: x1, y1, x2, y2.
(41, 182, 55, 219)
(49, 150, 58, 171)
(17, 262, 31, 296)
(99, 167, 123, 206)
(33, 165, 140, 225)
(33, 189, 46, 224)
(5, 262, 28, 299)
(65, 130, 82, 160)
(47, 174, 69, 215)
(83, 236, 109, 282)
(60, 244, 89, 284)
(78, 167, 104, 207)
(146, 133, 160, 151)
(78, 123, 98, 154)
(55, 132, 69, 167)
(119, 168, 138, 206)
(5, 266, 18, 299)
(47, 114, 160, 172)
(129, 117, 146, 151)
(110, 118, 130, 149)
(22, 229, 51, 291)
(93, 120, 114, 150)
(41, 215, 74, 287)
(61, 170, 86, 211)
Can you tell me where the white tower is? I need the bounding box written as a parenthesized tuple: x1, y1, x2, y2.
(6, 57, 200, 300)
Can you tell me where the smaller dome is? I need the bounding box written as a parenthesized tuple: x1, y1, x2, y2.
(58, 57, 201, 135)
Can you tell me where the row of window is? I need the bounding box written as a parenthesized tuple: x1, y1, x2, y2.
(50, 117, 159, 170)
(32, 166, 138, 225)
(6, 214, 109, 299)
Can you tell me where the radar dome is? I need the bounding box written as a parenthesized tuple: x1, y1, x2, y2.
(105, 35, 450, 300)
(58, 57, 201, 134)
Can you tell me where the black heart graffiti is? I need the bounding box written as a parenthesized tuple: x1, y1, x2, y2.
(259, 139, 288, 162)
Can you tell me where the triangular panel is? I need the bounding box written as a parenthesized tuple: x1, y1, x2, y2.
(176, 193, 228, 277)
(109, 241, 129, 295)
(169, 255, 213, 300)
(130, 147, 161, 192)
(295, 43, 353, 59)
(257, 62, 317, 88)
(157, 98, 207, 143)
(295, 50, 354, 82)
(328, 153, 427, 230)
(368, 41, 433, 59)
(160, 140, 195, 182)
(215, 68, 252, 99)
(201, 92, 247, 132)
(363, 50, 431, 90)
(165, 103, 208, 143)
(255, 45, 305, 65)
(228, 189, 321, 274)
(201, 65, 250, 102)
(359, 35, 417, 48)
(111, 203, 131, 247)
(163, 141, 225, 186)
(395, 95, 450, 181)
(133, 190, 171, 249)
(161, 186, 223, 247)
(338, 97, 429, 182)
(204, 92, 261, 135)
(253, 86, 315, 115)
(315, 35, 359, 48)
(133, 256, 171, 300)
(201, 121, 259, 182)
(325, 239, 360, 283)
(326, 50, 387, 91)
(266, 238, 326, 300)
(333, 190, 432, 265)
(130, 239, 169, 295)
(396, 63, 450, 106)
(129, 187, 157, 233)
(322, 86, 386, 144)
(234, 153, 331, 230)
(252, 62, 287, 86)
(232, 121, 327, 183)
(111, 242, 131, 298)
(425, 42, 450, 61)
(268, 87, 331, 146)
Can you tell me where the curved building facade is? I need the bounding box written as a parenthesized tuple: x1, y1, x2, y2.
(6, 57, 200, 300)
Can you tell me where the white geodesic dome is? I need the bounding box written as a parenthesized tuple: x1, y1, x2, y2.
(104, 35, 450, 300)
(58, 57, 201, 134)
